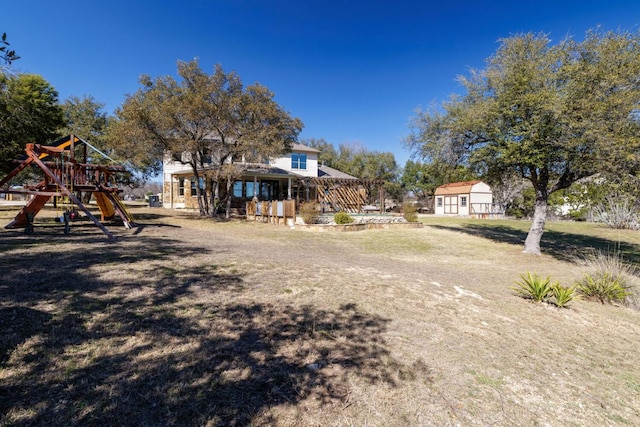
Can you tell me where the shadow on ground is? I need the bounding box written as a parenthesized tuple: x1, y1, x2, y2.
(428, 223, 640, 263)
(0, 234, 415, 426)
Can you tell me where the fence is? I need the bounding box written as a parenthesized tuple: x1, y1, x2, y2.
(246, 199, 296, 226)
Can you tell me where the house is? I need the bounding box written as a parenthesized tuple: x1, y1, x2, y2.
(162, 143, 378, 213)
(434, 180, 494, 218)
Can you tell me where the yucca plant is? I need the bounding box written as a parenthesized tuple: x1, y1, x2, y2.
(551, 283, 578, 308)
(512, 273, 554, 303)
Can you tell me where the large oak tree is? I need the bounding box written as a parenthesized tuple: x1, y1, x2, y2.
(405, 29, 640, 254)
(108, 60, 303, 217)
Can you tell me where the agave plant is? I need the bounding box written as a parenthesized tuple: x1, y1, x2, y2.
(551, 283, 578, 308)
(512, 273, 554, 303)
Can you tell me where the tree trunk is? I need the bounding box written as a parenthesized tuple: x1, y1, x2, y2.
(225, 176, 233, 219)
(205, 177, 215, 217)
(201, 190, 210, 216)
(187, 163, 206, 217)
(523, 194, 547, 255)
(194, 185, 206, 217)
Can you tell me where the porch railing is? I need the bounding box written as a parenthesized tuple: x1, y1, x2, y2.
(246, 199, 296, 225)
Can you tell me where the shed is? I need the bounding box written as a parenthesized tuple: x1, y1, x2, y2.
(434, 180, 493, 217)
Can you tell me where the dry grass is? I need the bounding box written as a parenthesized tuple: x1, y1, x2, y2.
(1, 205, 640, 426)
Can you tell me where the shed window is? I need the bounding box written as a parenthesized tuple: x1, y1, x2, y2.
(460, 196, 467, 207)
(436, 197, 443, 207)
(291, 153, 307, 170)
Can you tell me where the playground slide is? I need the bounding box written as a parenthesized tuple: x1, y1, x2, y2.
(5, 195, 51, 229)
(94, 192, 136, 228)
(105, 192, 136, 228)
(93, 192, 116, 220)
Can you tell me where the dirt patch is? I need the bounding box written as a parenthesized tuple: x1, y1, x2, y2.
(1, 206, 640, 426)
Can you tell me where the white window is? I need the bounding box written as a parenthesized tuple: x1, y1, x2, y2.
(291, 153, 307, 169)
(460, 196, 467, 207)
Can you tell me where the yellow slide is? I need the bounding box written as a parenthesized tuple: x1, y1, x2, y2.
(106, 192, 136, 229)
(94, 192, 115, 220)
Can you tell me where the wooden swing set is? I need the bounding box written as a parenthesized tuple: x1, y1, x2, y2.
(0, 135, 136, 240)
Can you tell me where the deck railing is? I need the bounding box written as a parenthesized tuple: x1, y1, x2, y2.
(470, 203, 504, 219)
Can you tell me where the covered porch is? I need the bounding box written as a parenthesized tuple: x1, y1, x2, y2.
(163, 165, 387, 216)
(163, 164, 303, 211)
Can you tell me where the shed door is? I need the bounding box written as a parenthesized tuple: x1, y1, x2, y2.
(444, 196, 458, 214)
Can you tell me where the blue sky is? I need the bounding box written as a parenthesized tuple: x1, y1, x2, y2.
(3, 0, 640, 166)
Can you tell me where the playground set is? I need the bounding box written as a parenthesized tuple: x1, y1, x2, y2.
(0, 135, 136, 240)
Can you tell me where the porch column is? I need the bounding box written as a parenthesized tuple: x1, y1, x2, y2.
(287, 177, 292, 200)
(170, 174, 175, 209)
(253, 176, 258, 200)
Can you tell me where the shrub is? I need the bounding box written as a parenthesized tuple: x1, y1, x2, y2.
(402, 202, 418, 222)
(512, 273, 554, 303)
(299, 202, 319, 224)
(575, 272, 632, 304)
(334, 211, 354, 224)
(593, 196, 640, 230)
(574, 249, 637, 305)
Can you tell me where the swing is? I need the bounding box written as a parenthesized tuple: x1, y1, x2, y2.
(54, 156, 64, 221)
(53, 152, 72, 234)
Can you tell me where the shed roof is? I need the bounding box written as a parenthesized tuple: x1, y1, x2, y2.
(434, 180, 482, 196)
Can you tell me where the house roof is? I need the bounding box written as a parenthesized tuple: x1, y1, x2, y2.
(242, 164, 302, 177)
(317, 165, 358, 179)
(434, 180, 482, 196)
(291, 143, 320, 153)
(169, 163, 302, 178)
